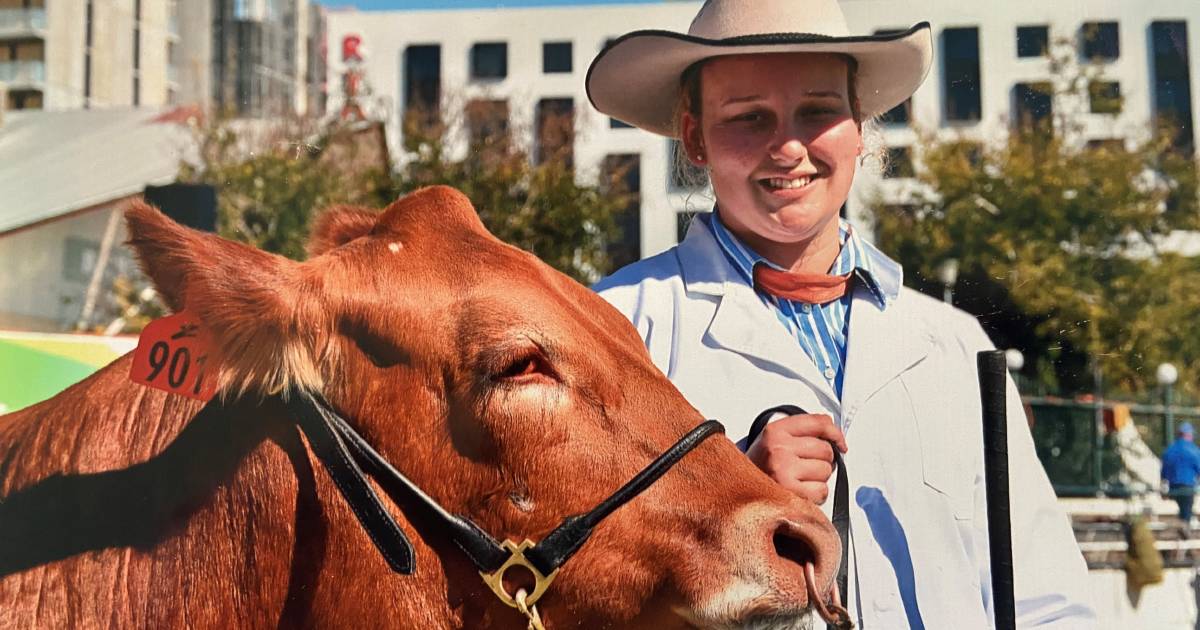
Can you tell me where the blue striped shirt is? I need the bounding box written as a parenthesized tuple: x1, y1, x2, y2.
(703, 211, 893, 398)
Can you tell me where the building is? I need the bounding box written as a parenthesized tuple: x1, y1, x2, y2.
(0, 0, 326, 117)
(0, 0, 179, 110)
(323, 0, 1199, 259)
(0, 106, 194, 331)
(176, 0, 327, 118)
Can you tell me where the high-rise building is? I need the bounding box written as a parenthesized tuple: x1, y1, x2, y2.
(175, 0, 325, 118)
(0, 0, 178, 111)
(0, 0, 325, 117)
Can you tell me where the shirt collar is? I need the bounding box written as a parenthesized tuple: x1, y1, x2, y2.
(702, 209, 900, 309)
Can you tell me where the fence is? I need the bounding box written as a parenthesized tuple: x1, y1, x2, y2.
(1029, 396, 1200, 497)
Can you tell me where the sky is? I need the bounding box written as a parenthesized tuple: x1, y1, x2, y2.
(316, 0, 669, 10)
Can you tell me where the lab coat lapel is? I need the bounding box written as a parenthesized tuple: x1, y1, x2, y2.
(840, 283, 934, 430)
(677, 217, 841, 407)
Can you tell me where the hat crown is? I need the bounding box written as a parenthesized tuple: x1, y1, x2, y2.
(689, 0, 850, 40)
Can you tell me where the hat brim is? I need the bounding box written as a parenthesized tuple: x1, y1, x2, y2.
(586, 22, 933, 137)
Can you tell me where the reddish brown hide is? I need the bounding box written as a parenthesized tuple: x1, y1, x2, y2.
(0, 186, 840, 628)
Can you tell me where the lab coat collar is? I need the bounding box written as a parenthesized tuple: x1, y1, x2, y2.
(678, 213, 932, 420)
(677, 215, 842, 407)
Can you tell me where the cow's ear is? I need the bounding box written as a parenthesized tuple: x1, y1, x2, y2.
(125, 201, 329, 396)
(307, 205, 379, 257)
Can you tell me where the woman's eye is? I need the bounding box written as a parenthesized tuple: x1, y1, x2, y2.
(802, 107, 839, 118)
(729, 111, 765, 124)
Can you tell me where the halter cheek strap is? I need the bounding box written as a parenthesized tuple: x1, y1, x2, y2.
(281, 389, 725, 619)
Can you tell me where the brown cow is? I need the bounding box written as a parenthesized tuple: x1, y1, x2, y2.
(0, 186, 841, 628)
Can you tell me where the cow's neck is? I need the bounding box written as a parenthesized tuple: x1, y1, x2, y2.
(0, 354, 473, 627)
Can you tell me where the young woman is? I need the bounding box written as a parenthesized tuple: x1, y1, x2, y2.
(588, 0, 1096, 627)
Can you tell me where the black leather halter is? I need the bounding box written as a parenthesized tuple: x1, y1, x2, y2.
(281, 389, 725, 616)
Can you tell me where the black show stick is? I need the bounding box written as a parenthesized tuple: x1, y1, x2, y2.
(979, 350, 1015, 630)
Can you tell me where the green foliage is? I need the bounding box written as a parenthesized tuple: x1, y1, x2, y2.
(869, 40, 1200, 400)
(176, 112, 629, 285)
(394, 113, 628, 283)
(179, 117, 394, 261)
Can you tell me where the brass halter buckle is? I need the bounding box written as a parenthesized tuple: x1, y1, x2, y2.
(479, 539, 560, 610)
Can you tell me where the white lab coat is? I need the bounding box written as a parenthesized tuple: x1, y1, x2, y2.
(594, 217, 1097, 629)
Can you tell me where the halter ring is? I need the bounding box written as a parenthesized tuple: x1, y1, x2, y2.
(480, 539, 560, 609)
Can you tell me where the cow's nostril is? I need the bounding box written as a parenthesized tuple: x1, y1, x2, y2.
(773, 526, 816, 570)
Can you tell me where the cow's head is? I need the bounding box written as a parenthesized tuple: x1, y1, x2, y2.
(125, 186, 841, 628)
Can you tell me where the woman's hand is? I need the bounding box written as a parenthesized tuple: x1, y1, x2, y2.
(746, 413, 847, 504)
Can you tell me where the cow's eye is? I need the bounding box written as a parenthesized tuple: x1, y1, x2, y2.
(494, 351, 556, 383)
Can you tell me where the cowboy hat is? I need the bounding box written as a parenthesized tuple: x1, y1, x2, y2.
(586, 0, 933, 137)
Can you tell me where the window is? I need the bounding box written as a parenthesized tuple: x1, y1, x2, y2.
(947, 140, 984, 168)
(7, 89, 43, 110)
(63, 238, 100, 282)
(1081, 22, 1119, 60)
(1016, 25, 1048, 58)
(465, 99, 509, 149)
(1013, 82, 1053, 132)
(1088, 81, 1121, 114)
(876, 29, 913, 125)
(1086, 138, 1124, 153)
(84, 0, 93, 106)
(403, 45, 441, 133)
(471, 42, 507, 80)
(668, 139, 706, 189)
(883, 147, 915, 178)
(536, 98, 575, 168)
(602, 154, 641, 269)
(133, 0, 141, 105)
(1151, 21, 1194, 154)
(543, 41, 572, 73)
(943, 27, 981, 122)
(878, 100, 911, 125)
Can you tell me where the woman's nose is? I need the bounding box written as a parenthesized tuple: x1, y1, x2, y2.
(769, 130, 808, 163)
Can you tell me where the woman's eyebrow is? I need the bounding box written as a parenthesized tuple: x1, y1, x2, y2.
(803, 90, 845, 99)
(720, 94, 765, 106)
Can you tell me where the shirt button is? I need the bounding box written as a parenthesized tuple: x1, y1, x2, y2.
(801, 304, 811, 313)
(824, 367, 836, 379)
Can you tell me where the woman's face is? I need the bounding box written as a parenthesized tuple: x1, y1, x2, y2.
(682, 53, 861, 250)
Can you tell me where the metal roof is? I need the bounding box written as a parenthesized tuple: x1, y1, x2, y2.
(0, 107, 195, 234)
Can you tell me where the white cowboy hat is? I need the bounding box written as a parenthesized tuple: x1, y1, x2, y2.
(586, 0, 933, 137)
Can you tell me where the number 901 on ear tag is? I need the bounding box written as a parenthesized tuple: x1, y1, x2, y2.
(130, 310, 218, 401)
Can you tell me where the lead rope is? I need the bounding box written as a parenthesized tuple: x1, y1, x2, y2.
(514, 589, 546, 630)
(748, 405, 853, 630)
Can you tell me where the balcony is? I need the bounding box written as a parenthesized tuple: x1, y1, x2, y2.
(0, 60, 46, 87)
(0, 8, 47, 39)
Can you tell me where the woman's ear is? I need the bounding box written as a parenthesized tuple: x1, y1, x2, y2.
(680, 112, 706, 166)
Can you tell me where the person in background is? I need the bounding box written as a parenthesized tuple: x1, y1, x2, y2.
(1161, 422, 1200, 523)
(587, 0, 1096, 626)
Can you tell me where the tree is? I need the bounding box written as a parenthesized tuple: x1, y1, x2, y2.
(869, 40, 1200, 400)
(179, 116, 395, 261)
(394, 105, 629, 283)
